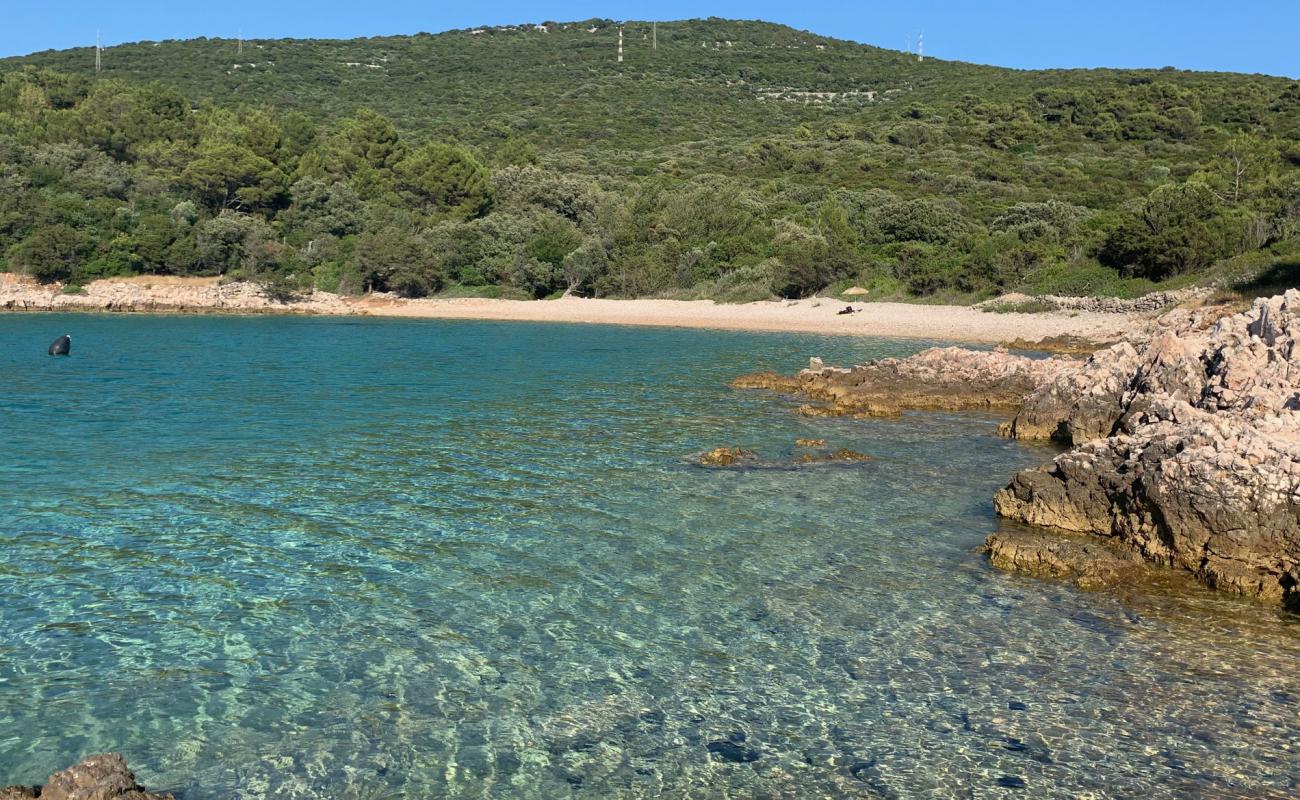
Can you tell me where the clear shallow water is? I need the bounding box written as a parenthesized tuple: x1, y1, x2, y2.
(1, 314, 1298, 800)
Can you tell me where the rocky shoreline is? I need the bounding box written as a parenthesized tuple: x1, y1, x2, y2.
(0, 274, 356, 316)
(734, 291, 1300, 611)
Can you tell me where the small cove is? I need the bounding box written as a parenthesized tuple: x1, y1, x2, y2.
(1, 314, 1297, 798)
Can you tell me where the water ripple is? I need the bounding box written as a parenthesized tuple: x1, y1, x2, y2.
(0, 315, 1297, 798)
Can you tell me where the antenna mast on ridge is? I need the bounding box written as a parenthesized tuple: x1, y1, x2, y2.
(95, 30, 102, 75)
(238, 28, 243, 56)
(618, 25, 624, 63)
(653, 21, 657, 51)
(917, 32, 924, 62)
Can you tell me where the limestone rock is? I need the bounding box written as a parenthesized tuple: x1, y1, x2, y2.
(995, 291, 1300, 608)
(999, 341, 1141, 443)
(732, 346, 1078, 418)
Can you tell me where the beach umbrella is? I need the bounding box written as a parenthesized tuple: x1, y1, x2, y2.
(841, 286, 870, 296)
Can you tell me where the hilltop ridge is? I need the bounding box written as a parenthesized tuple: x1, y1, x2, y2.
(0, 18, 1297, 302)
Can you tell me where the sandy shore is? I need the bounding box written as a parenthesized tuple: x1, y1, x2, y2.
(1, 275, 1141, 344)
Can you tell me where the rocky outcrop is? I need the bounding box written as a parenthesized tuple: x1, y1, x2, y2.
(735, 291, 1300, 609)
(992, 291, 1300, 608)
(998, 341, 1142, 443)
(1, 754, 172, 800)
(732, 347, 1078, 418)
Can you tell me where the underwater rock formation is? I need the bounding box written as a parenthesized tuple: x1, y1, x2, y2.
(693, 442, 870, 469)
(696, 447, 758, 467)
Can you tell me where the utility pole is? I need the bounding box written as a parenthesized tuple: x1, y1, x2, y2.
(237, 28, 243, 57)
(653, 21, 657, 51)
(618, 26, 624, 63)
(917, 32, 923, 62)
(95, 30, 102, 75)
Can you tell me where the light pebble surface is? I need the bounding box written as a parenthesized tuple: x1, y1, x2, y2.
(1, 274, 1139, 344)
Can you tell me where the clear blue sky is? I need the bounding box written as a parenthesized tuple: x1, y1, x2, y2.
(4, 1, 1298, 77)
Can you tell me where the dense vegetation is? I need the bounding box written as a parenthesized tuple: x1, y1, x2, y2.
(2, 18, 1298, 301)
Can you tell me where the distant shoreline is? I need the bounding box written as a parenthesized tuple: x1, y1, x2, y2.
(0, 275, 1141, 346)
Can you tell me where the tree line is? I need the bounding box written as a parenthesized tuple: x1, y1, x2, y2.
(1, 57, 1298, 302)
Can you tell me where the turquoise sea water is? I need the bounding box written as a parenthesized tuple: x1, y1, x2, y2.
(1, 314, 1298, 799)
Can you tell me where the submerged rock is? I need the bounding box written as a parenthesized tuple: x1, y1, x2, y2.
(984, 527, 1145, 590)
(797, 448, 869, 464)
(707, 740, 761, 763)
(694, 443, 870, 469)
(0, 754, 172, 800)
(695, 447, 758, 467)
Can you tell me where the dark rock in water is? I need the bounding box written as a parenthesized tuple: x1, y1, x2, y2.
(848, 760, 877, 780)
(997, 775, 1028, 789)
(0, 753, 172, 800)
(707, 740, 760, 763)
(47, 334, 71, 356)
(1003, 736, 1054, 764)
(1008, 701, 1028, 711)
(848, 758, 899, 798)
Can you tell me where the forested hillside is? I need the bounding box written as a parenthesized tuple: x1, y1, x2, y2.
(2, 18, 1298, 300)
